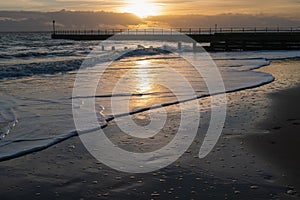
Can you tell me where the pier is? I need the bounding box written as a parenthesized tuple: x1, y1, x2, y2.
(51, 27, 300, 51)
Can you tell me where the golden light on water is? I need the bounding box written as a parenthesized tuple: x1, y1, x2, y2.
(121, 0, 161, 18)
(135, 60, 153, 93)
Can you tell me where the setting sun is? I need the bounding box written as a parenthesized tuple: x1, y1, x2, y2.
(121, 0, 160, 18)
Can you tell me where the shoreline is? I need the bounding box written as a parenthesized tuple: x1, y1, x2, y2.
(245, 85, 300, 192)
(0, 56, 275, 162)
(0, 59, 299, 199)
(231, 58, 300, 196)
(243, 58, 300, 191)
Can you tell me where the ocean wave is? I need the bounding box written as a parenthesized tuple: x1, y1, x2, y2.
(0, 50, 81, 59)
(0, 131, 78, 162)
(117, 47, 172, 60)
(0, 70, 275, 162)
(0, 59, 84, 79)
(0, 47, 175, 79)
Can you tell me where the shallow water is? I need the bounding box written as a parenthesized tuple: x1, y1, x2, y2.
(0, 32, 300, 161)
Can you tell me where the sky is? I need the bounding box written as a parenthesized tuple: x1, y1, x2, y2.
(0, 0, 299, 31)
(1, 0, 300, 17)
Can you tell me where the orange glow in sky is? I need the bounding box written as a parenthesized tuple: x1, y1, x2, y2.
(0, 0, 299, 18)
(120, 0, 161, 18)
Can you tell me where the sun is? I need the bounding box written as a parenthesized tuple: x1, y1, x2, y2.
(121, 0, 160, 18)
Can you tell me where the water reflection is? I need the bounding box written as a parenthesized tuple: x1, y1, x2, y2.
(130, 59, 156, 111)
(135, 60, 153, 94)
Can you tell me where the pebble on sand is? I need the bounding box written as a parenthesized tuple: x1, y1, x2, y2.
(151, 192, 160, 197)
(102, 193, 109, 197)
(287, 190, 296, 195)
(234, 190, 240, 195)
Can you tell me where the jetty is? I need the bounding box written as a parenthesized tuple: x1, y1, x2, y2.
(51, 26, 300, 51)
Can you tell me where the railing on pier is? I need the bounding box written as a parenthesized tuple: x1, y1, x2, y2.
(53, 27, 300, 35)
(51, 27, 300, 51)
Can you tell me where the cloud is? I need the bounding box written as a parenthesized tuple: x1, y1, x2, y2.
(0, 0, 299, 17)
(0, 10, 299, 32)
(147, 13, 300, 28)
(0, 0, 124, 11)
(151, 0, 300, 17)
(0, 10, 142, 31)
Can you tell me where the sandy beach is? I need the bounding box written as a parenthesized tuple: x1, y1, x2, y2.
(0, 59, 299, 200)
(244, 60, 300, 192)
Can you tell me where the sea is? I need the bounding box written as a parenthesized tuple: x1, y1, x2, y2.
(0, 32, 299, 162)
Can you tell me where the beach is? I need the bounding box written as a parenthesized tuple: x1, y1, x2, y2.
(0, 59, 299, 200)
(245, 60, 300, 193)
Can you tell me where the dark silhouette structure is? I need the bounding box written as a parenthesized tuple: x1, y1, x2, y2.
(51, 27, 300, 51)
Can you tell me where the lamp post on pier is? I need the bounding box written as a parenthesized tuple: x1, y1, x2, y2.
(52, 20, 56, 35)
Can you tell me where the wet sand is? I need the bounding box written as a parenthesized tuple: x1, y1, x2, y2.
(0, 59, 300, 199)
(245, 85, 300, 192)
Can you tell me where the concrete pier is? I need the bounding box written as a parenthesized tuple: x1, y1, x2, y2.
(51, 27, 300, 51)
